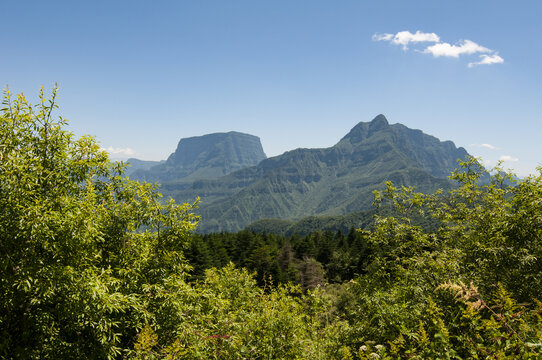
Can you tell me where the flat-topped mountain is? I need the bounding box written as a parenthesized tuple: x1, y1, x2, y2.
(131, 131, 266, 183)
(164, 115, 469, 233)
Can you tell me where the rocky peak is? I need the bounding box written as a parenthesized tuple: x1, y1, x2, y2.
(339, 114, 391, 145)
(368, 114, 389, 133)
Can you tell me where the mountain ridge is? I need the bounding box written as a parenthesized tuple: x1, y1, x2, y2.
(161, 115, 468, 233)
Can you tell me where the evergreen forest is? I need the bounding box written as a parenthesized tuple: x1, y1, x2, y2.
(2, 88, 542, 359)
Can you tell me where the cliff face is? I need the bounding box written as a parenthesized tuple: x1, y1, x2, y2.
(131, 131, 266, 183)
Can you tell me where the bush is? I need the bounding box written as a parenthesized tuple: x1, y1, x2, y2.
(0, 86, 197, 358)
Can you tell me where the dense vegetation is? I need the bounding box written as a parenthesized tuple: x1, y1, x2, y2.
(1, 88, 542, 358)
(244, 202, 441, 236)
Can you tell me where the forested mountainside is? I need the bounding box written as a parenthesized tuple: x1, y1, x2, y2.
(165, 115, 468, 232)
(244, 204, 440, 236)
(131, 131, 266, 183)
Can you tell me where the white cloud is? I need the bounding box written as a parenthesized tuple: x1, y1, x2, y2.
(468, 53, 505, 67)
(373, 30, 439, 49)
(499, 155, 519, 162)
(423, 40, 491, 58)
(372, 33, 393, 42)
(470, 143, 499, 150)
(373, 30, 503, 67)
(101, 146, 136, 156)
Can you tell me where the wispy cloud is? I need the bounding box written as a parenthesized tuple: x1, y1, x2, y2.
(499, 155, 519, 162)
(423, 40, 491, 58)
(470, 143, 499, 150)
(101, 146, 135, 156)
(372, 30, 439, 50)
(468, 53, 504, 68)
(372, 33, 394, 42)
(373, 30, 503, 67)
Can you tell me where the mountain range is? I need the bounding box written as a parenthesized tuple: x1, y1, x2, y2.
(129, 115, 468, 233)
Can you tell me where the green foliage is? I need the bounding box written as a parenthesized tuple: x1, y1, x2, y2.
(0, 86, 198, 358)
(181, 157, 542, 357)
(0, 86, 380, 359)
(332, 157, 542, 358)
(184, 228, 373, 288)
(2, 86, 541, 358)
(354, 284, 542, 359)
(131, 264, 353, 359)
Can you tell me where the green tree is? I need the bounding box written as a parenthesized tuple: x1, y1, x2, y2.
(335, 158, 542, 357)
(185, 234, 213, 279)
(0, 86, 198, 358)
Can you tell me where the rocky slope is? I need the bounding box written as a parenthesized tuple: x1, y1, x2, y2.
(131, 131, 266, 184)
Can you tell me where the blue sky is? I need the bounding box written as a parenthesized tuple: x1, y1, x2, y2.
(3, 1, 541, 176)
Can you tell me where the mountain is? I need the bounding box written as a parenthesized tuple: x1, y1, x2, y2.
(245, 205, 440, 236)
(245, 211, 376, 237)
(123, 158, 164, 177)
(162, 115, 469, 233)
(131, 132, 266, 184)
